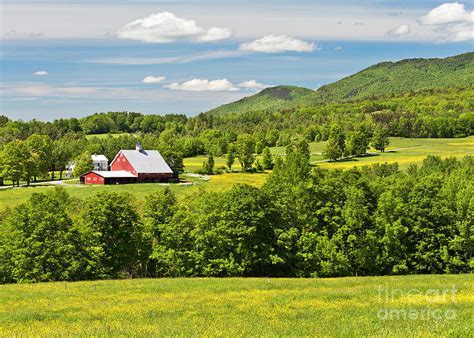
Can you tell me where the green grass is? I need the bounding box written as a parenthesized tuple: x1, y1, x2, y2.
(0, 275, 472, 335)
(1, 137, 472, 212)
(85, 133, 131, 140)
(317, 136, 473, 170)
(270, 136, 474, 170)
(0, 172, 268, 212)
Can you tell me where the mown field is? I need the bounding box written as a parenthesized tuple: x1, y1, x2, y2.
(184, 136, 473, 171)
(0, 275, 472, 336)
(0, 137, 472, 212)
(0, 172, 269, 212)
(273, 136, 473, 170)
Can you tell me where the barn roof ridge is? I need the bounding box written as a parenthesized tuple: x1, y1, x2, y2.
(111, 149, 173, 174)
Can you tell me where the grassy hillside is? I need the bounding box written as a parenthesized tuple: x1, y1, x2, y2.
(1, 275, 472, 335)
(208, 52, 474, 115)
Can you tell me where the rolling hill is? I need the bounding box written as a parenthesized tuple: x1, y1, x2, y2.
(206, 85, 319, 115)
(208, 52, 474, 115)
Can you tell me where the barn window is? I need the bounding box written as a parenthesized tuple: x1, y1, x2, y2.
(93, 177, 97, 181)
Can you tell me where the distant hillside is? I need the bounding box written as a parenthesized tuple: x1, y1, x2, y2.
(207, 85, 319, 115)
(317, 52, 474, 102)
(208, 52, 474, 115)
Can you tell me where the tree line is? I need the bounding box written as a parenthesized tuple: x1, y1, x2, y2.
(1, 148, 472, 283)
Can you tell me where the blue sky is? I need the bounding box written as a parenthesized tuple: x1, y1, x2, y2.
(1, 1, 473, 120)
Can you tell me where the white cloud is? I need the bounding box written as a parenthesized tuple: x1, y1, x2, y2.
(238, 80, 268, 90)
(197, 27, 233, 42)
(8, 84, 99, 97)
(451, 28, 474, 41)
(117, 12, 233, 43)
(33, 70, 48, 76)
(142, 75, 165, 83)
(239, 35, 316, 53)
(164, 78, 239, 92)
(387, 24, 411, 37)
(419, 3, 473, 41)
(419, 2, 473, 25)
(88, 50, 247, 65)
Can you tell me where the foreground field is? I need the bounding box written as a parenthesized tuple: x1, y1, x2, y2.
(0, 275, 472, 335)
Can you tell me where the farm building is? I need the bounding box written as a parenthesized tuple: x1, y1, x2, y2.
(80, 143, 174, 185)
(66, 154, 108, 178)
(92, 154, 108, 171)
(80, 170, 137, 185)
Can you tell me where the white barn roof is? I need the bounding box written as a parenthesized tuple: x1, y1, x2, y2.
(114, 150, 173, 174)
(90, 170, 136, 178)
(92, 154, 108, 162)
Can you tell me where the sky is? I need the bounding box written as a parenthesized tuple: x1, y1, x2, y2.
(0, 0, 473, 121)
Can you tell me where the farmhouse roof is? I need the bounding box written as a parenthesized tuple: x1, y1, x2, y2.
(82, 170, 137, 178)
(113, 150, 173, 174)
(91, 154, 108, 162)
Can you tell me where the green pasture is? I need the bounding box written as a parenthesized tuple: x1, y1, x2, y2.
(0, 275, 472, 336)
(0, 172, 268, 212)
(317, 136, 474, 170)
(1, 137, 472, 212)
(185, 136, 473, 173)
(85, 133, 132, 140)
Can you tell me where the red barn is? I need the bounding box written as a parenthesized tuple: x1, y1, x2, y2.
(80, 170, 137, 185)
(110, 143, 174, 183)
(80, 143, 174, 185)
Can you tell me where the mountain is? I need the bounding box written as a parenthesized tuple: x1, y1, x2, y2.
(316, 52, 474, 102)
(206, 85, 319, 115)
(208, 52, 474, 115)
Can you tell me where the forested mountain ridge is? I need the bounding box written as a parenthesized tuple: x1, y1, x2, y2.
(206, 85, 319, 115)
(208, 52, 474, 115)
(317, 52, 474, 102)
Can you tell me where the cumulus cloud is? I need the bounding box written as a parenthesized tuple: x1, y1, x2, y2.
(419, 2, 473, 25)
(419, 3, 473, 41)
(163, 78, 268, 92)
(142, 75, 165, 83)
(164, 78, 239, 92)
(197, 27, 233, 42)
(239, 35, 316, 53)
(117, 12, 233, 43)
(387, 24, 411, 37)
(237, 80, 268, 90)
(451, 28, 474, 41)
(33, 71, 48, 76)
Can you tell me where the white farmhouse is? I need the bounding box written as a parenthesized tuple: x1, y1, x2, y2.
(92, 154, 109, 171)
